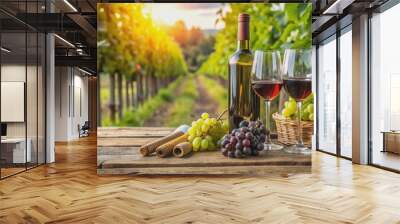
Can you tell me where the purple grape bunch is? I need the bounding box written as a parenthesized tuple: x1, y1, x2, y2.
(220, 120, 267, 158)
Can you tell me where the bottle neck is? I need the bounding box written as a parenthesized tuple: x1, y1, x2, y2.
(237, 40, 249, 50)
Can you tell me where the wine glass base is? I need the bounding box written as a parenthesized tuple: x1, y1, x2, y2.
(284, 144, 311, 155)
(264, 143, 283, 151)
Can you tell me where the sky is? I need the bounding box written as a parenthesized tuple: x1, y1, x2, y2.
(143, 3, 228, 30)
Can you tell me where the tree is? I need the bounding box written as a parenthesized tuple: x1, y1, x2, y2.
(198, 3, 312, 79)
(98, 3, 187, 125)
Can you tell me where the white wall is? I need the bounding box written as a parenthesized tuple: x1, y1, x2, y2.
(55, 67, 89, 141)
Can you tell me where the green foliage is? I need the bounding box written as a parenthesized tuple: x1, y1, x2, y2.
(166, 75, 199, 127)
(118, 77, 183, 126)
(199, 3, 312, 79)
(97, 4, 187, 79)
(168, 21, 216, 72)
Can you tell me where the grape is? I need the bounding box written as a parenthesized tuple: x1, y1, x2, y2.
(259, 126, 266, 135)
(242, 139, 251, 147)
(230, 136, 237, 145)
(221, 147, 229, 156)
(201, 139, 209, 151)
(205, 135, 213, 142)
(235, 142, 243, 151)
(222, 139, 229, 147)
(259, 134, 266, 142)
(307, 104, 314, 113)
(288, 100, 296, 112)
(201, 124, 210, 133)
(204, 118, 212, 126)
(189, 113, 228, 153)
(282, 108, 291, 117)
(257, 143, 264, 151)
(245, 132, 253, 140)
(302, 111, 310, 121)
(248, 122, 256, 128)
(225, 143, 233, 151)
(201, 112, 209, 119)
(243, 147, 252, 155)
(309, 113, 314, 121)
(251, 150, 259, 156)
(239, 120, 249, 128)
(240, 127, 249, 133)
(208, 141, 216, 150)
(188, 135, 195, 143)
(238, 132, 245, 140)
(192, 137, 202, 151)
(228, 151, 235, 158)
(188, 127, 195, 136)
(235, 150, 243, 158)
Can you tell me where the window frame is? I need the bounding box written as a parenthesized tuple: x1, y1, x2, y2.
(315, 23, 352, 161)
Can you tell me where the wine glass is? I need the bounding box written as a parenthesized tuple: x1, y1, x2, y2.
(282, 49, 312, 154)
(251, 50, 283, 151)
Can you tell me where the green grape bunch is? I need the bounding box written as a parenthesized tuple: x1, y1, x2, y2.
(282, 94, 314, 121)
(188, 113, 228, 152)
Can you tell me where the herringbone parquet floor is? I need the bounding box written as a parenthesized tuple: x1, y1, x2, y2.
(1, 136, 400, 224)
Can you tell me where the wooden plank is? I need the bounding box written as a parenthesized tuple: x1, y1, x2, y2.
(97, 137, 160, 147)
(100, 150, 311, 168)
(97, 165, 311, 175)
(98, 127, 174, 138)
(97, 146, 139, 155)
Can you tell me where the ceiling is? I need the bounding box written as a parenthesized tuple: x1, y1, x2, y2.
(311, 0, 391, 43)
(0, 0, 97, 74)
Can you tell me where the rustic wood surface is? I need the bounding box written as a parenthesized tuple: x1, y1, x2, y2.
(1, 136, 400, 223)
(98, 127, 311, 175)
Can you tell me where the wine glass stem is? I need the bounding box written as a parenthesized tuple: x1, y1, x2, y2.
(296, 101, 303, 146)
(265, 100, 271, 144)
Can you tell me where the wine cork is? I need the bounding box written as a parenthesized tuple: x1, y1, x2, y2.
(139, 125, 190, 156)
(156, 134, 188, 158)
(139, 131, 183, 156)
(173, 142, 193, 158)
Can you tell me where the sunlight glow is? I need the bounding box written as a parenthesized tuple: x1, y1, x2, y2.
(143, 3, 228, 30)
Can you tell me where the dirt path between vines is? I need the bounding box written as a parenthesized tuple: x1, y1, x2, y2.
(143, 80, 185, 127)
(193, 75, 219, 118)
(143, 75, 220, 126)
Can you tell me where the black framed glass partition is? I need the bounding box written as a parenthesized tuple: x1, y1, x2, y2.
(0, 0, 46, 179)
(315, 23, 353, 159)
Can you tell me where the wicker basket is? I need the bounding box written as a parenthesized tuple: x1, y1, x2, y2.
(272, 113, 313, 148)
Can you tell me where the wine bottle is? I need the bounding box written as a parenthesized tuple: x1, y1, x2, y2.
(228, 13, 259, 132)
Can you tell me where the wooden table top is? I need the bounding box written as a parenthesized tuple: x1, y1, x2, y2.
(97, 127, 311, 175)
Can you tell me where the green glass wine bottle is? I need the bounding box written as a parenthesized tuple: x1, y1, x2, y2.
(228, 13, 260, 132)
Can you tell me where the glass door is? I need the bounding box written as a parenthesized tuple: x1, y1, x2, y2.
(339, 27, 352, 158)
(317, 35, 337, 155)
(0, 0, 46, 179)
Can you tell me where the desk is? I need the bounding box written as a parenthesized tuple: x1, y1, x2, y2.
(1, 138, 31, 163)
(382, 131, 400, 154)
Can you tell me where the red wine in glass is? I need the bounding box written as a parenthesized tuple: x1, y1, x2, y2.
(283, 78, 312, 101)
(252, 80, 282, 101)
